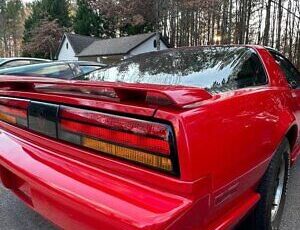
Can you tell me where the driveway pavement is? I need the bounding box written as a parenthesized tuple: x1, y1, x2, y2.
(1, 161, 300, 230)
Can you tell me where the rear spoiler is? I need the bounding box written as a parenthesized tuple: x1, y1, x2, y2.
(0, 77, 212, 108)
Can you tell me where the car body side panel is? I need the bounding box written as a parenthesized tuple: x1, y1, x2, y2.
(256, 45, 300, 157)
(155, 46, 299, 226)
(155, 88, 296, 225)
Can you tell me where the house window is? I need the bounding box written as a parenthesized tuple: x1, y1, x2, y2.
(66, 42, 69, 49)
(153, 39, 157, 48)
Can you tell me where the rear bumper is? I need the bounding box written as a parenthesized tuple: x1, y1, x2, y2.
(0, 130, 196, 230)
(0, 129, 259, 230)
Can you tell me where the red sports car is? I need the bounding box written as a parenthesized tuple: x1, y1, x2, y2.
(0, 45, 299, 230)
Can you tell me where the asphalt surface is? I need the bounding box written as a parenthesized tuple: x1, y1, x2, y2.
(0, 162, 300, 230)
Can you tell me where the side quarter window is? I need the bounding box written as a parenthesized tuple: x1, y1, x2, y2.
(271, 52, 300, 88)
(234, 53, 267, 89)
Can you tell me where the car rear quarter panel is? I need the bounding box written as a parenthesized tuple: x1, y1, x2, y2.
(156, 88, 295, 227)
(155, 46, 297, 225)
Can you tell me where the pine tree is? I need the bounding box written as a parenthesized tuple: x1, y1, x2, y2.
(23, 1, 47, 43)
(73, 0, 111, 37)
(42, 0, 71, 27)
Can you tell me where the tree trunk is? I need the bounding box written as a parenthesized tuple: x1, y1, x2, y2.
(276, 0, 283, 49)
(245, 0, 252, 44)
(283, 0, 291, 53)
(228, 0, 233, 43)
(271, 2, 277, 47)
(263, 0, 272, 46)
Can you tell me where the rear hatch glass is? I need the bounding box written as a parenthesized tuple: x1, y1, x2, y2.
(78, 46, 255, 93)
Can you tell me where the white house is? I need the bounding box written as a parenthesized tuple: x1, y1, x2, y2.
(57, 33, 170, 64)
(56, 33, 99, 61)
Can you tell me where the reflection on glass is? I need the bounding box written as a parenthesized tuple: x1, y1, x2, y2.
(0, 58, 6, 64)
(0, 63, 74, 79)
(80, 46, 267, 94)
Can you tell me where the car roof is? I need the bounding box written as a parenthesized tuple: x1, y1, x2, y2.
(54, 60, 106, 66)
(0, 57, 50, 62)
(0, 60, 106, 74)
(0, 57, 51, 66)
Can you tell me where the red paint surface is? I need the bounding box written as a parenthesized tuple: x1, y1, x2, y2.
(0, 46, 299, 229)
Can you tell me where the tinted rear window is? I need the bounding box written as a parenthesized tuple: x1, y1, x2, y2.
(70, 47, 268, 93)
(0, 63, 74, 79)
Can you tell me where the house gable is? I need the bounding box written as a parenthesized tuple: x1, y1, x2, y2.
(128, 36, 168, 57)
(57, 36, 78, 61)
(56, 33, 99, 61)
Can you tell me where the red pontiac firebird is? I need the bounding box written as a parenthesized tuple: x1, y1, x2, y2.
(0, 45, 299, 230)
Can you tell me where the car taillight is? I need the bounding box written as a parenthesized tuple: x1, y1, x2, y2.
(0, 97, 29, 127)
(58, 106, 178, 174)
(0, 98, 179, 175)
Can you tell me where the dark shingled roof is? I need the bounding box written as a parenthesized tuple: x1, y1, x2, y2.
(77, 33, 158, 57)
(67, 34, 100, 54)
(57, 33, 99, 56)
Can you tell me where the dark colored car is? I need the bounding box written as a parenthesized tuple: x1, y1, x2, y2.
(0, 45, 300, 230)
(0, 61, 106, 79)
(0, 57, 50, 69)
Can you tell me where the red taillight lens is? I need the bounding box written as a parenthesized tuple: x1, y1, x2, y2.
(60, 119, 170, 155)
(58, 106, 177, 174)
(0, 98, 179, 175)
(0, 97, 29, 127)
(60, 107, 169, 139)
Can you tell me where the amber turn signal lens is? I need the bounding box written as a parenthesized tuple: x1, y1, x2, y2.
(0, 112, 16, 124)
(82, 137, 173, 172)
(0, 98, 29, 127)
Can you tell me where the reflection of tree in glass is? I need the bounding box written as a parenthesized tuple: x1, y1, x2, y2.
(83, 46, 258, 94)
(209, 51, 252, 93)
(124, 47, 247, 76)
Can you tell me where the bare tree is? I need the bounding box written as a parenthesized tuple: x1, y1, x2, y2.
(23, 19, 63, 59)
